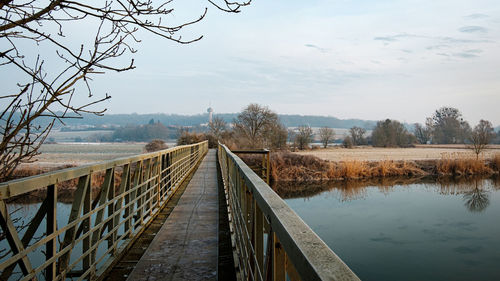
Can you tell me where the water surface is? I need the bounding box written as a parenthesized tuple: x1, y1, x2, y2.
(283, 178, 500, 281)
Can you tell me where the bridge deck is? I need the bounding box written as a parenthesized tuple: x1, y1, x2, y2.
(126, 150, 219, 281)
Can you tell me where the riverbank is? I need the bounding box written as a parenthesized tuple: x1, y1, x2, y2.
(241, 150, 500, 182)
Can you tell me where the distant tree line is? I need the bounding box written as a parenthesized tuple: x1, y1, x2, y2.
(54, 105, 500, 153)
(22, 110, 379, 130)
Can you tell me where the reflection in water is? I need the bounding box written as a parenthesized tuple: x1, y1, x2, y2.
(273, 176, 429, 200)
(463, 179, 490, 212)
(275, 176, 498, 213)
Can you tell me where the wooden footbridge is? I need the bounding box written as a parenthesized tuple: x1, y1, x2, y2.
(0, 141, 359, 281)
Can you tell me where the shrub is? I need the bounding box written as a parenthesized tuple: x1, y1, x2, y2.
(372, 119, 415, 147)
(177, 131, 217, 148)
(343, 136, 353, 148)
(144, 139, 168, 152)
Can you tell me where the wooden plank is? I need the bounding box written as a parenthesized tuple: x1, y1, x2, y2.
(83, 178, 92, 276)
(45, 184, 57, 281)
(286, 254, 302, 281)
(113, 164, 130, 250)
(254, 203, 264, 281)
(130, 160, 143, 229)
(273, 234, 286, 281)
(106, 168, 116, 253)
(91, 168, 114, 264)
(58, 174, 90, 277)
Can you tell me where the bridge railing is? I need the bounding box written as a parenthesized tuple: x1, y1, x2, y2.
(0, 141, 208, 281)
(218, 143, 360, 281)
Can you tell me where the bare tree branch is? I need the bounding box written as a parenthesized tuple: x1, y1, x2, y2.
(0, 0, 249, 181)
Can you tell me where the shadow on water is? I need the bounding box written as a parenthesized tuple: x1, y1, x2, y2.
(274, 175, 499, 213)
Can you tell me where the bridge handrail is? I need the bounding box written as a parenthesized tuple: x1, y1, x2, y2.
(0, 141, 208, 281)
(218, 143, 360, 281)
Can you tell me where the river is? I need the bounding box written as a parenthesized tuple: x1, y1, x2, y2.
(282, 177, 500, 281)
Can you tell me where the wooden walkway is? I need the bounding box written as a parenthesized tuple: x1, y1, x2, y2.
(126, 150, 219, 281)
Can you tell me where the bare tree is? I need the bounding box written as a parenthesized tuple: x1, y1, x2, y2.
(263, 122, 288, 150)
(349, 126, 366, 146)
(0, 0, 249, 181)
(295, 125, 313, 150)
(318, 126, 334, 148)
(209, 116, 227, 140)
(413, 122, 431, 144)
(469, 119, 495, 159)
(233, 104, 279, 148)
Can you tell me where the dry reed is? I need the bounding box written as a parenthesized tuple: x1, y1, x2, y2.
(266, 152, 428, 182)
(437, 153, 493, 176)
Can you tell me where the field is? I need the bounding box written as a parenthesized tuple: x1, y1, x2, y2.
(296, 144, 500, 162)
(24, 143, 147, 168)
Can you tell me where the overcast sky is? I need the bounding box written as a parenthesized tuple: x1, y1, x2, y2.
(4, 0, 500, 126)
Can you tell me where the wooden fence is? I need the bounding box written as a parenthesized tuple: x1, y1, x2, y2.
(0, 141, 208, 281)
(218, 143, 360, 281)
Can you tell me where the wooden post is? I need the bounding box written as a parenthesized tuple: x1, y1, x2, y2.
(46, 184, 57, 281)
(266, 151, 270, 185)
(254, 203, 264, 281)
(83, 179, 92, 277)
(91, 168, 113, 263)
(58, 174, 90, 276)
(273, 234, 286, 281)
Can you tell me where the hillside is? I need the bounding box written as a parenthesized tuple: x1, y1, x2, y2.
(32, 112, 378, 130)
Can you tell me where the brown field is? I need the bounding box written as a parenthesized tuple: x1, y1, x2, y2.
(296, 144, 500, 162)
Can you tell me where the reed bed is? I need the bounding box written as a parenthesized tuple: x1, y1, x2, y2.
(258, 152, 428, 182)
(437, 153, 493, 176)
(239, 152, 500, 183)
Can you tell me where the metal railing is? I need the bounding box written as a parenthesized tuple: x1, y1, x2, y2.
(0, 141, 208, 281)
(218, 143, 360, 281)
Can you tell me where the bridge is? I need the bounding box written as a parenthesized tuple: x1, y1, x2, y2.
(0, 141, 360, 281)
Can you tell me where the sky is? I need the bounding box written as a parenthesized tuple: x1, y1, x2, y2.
(3, 0, 500, 126)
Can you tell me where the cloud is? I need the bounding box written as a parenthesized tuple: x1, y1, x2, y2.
(465, 14, 489, 19)
(374, 36, 398, 42)
(451, 49, 483, 59)
(459, 26, 488, 33)
(304, 44, 330, 53)
(374, 33, 491, 45)
(426, 45, 450, 50)
(453, 53, 478, 58)
(465, 49, 482, 54)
